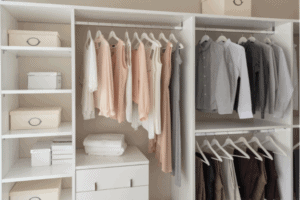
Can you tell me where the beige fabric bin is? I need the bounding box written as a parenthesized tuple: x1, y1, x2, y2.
(10, 178, 62, 200)
(10, 107, 62, 130)
(8, 30, 61, 47)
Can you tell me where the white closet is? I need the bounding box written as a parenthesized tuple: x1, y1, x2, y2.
(0, 1, 298, 200)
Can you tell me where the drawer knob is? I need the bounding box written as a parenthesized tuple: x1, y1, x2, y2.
(95, 182, 98, 191)
(29, 197, 41, 200)
(130, 179, 133, 187)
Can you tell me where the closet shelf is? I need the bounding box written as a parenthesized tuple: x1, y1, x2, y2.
(61, 189, 72, 200)
(1, 89, 72, 94)
(2, 122, 72, 139)
(195, 118, 289, 134)
(2, 158, 73, 183)
(1, 46, 72, 57)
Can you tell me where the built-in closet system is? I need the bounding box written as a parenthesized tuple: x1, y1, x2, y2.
(0, 1, 299, 200)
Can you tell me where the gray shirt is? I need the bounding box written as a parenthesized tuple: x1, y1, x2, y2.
(271, 43, 293, 118)
(195, 39, 231, 114)
(170, 43, 182, 187)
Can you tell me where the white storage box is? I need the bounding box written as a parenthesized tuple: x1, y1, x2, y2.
(85, 143, 128, 156)
(202, 0, 251, 17)
(28, 72, 62, 89)
(8, 30, 61, 47)
(10, 178, 62, 200)
(83, 133, 125, 148)
(31, 142, 52, 167)
(10, 107, 62, 130)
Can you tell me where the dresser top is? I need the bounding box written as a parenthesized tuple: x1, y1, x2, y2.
(76, 146, 149, 170)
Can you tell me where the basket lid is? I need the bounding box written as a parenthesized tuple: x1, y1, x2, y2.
(8, 30, 61, 38)
(10, 107, 62, 116)
(10, 178, 62, 196)
(28, 72, 61, 76)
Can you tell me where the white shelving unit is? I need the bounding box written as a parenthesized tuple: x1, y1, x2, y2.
(2, 122, 72, 139)
(0, 1, 298, 200)
(1, 46, 72, 57)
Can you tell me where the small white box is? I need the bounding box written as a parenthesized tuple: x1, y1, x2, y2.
(202, 0, 251, 17)
(10, 107, 62, 130)
(10, 178, 62, 200)
(8, 30, 61, 47)
(30, 142, 52, 167)
(28, 72, 62, 90)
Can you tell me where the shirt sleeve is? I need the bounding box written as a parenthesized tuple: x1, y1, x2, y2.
(88, 40, 98, 93)
(216, 48, 231, 115)
(138, 45, 150, 121)
(274, 47, 294, 118)
(237, 48, 253, 119)
(267, 48, 276, 114)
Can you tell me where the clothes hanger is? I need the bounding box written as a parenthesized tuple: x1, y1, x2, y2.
(169, 33, 184, 49)
(238, 34, 248, 45)
(201, 133, 223, 162)
(141, 32, 155, 44)
(125, 30, 130, 41)
(158, 32, 173, 48)
(200, 29, 210, 44)
(264, 36, 272, 45)
(222, 132, 250, 159)
(247, 131, 273, 160)
(149, 33, 162, 47)
(95, 30, 102, 39)
(234, 136, 263, 161)
(261, 134, 288, 156)
(294, 143, 300, 150)
(196, 140, 210, 166)
(216, 33, 227, 43)
(210, 133, 233, 160)
(108, 29, 120, 44)
(131, 31, 142, 49)
(248, 34, 256, 42)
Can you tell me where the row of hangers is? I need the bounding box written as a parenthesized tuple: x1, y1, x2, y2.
(196, 131, 287, 166)
(91, 27, 184, 50)
(200, 31, 272, 45)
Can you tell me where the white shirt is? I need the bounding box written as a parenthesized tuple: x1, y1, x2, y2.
(219, 39, 253, 119)
(221, 159, 241, 200)
(81, 30, 98, 120)
(293, 44, 299, 110)
(125, 36, 133, 122)
(271, 43, 294, 118)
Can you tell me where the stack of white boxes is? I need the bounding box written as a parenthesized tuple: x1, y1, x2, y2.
(51, 137, 73, 165)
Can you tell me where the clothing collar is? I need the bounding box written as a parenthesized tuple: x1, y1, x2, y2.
(218, 38, 231, 48)
(198, 38, 212, 52)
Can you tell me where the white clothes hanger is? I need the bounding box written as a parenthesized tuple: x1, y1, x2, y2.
(125, 30, 130, 41)
(238, 35, 248, 45)
(264, 37, 272, 45)
(216, 34, 227, 43)
(141, 33, 155, 44)
(234, 137, 263, 161)
(201, 136, 223, 162)
(108, 30, 120, 44)
(196, 141, 210, 166)
(149, 33, 162, 47)
(95, 30, 102, 39)
(200, 31, 210, 44)
(247, 133, 273, 160)
(131, 32, 142, 49)
(261, 135, 288, 156)
(169, 33, 184, 49)
(158, 32, 173, 47)
(294, 143, 300, 150)
(222, 134, 250, 159)
(248, 34, 256, 42)
(211, 138, 233, 160)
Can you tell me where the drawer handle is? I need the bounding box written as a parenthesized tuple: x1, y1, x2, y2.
(28, 118, 42, 126)
(95, 182, 98, 191)
(27, 37, 41, 46)
(29, 197, 41, 200)
(130, 179, 133, 187)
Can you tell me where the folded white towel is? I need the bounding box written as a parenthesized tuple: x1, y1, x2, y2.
(83, 133, 125, 148)
(85, 143, 127, 156)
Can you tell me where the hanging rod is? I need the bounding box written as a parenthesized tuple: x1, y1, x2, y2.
(195, 27, 275, 35)
(195, 128, 287, 137)
(75, 21, 183, 30)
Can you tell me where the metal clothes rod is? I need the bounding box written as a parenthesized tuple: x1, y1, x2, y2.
(195, 128, 287, 137)
(195, 27, 275, 35)
(76, 21, 183, 30)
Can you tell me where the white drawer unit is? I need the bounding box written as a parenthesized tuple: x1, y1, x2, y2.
(76, 186, 149, 200)
(76, 165, 149, 192)
(76, 146, 149, 199)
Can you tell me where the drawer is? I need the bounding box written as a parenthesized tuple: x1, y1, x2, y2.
(76, 186, 149, 200)
(76, 165, 149, 192)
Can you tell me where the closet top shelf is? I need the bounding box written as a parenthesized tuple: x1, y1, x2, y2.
(0, 1, 297, 29)
(76, 146, 149, 170)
